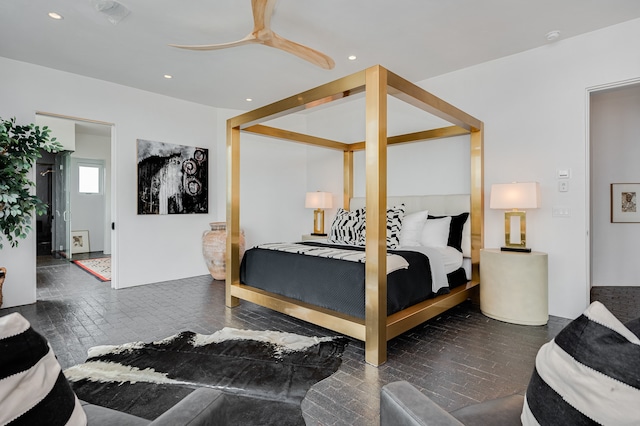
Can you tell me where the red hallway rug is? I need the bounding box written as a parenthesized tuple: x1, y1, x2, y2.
(72, 257, 111, 281)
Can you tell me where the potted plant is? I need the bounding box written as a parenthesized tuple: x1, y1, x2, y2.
(0, 117, 62, 307)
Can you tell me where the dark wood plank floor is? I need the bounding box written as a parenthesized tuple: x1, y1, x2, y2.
(590, 286, 640, 323)
(1, 260, 637, 425)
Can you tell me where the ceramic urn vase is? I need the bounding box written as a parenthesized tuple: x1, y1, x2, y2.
(202, 222, 245, 280)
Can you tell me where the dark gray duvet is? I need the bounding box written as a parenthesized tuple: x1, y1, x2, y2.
(239, 242, 467, 319)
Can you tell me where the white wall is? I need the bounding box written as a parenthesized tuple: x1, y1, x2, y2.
(415, 18, 640, 318)
(305, 145, 343, 231)
(591, 84, 640, 286)
(352, 136, 471, 198)
(0, 57, 218, 307)
(301, 97, 470, 230)
(36, 115, 76, 151)
(214, 109, 314, 247)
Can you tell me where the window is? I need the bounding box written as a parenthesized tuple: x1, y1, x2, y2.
(78, 165, 100, 194)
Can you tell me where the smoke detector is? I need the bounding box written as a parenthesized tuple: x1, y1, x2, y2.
(545, 30, 561, 42)
(92, 0, 130, 24)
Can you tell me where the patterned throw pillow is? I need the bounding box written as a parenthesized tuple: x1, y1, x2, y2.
(0, 313, 87, 426)
(359, 204, 406, 249)
(522, 301, 640, 425)
(328, 207, 366, 245)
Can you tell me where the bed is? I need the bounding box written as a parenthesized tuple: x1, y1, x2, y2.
(226, 65, 484, 366)
(240, 195, 472, 318)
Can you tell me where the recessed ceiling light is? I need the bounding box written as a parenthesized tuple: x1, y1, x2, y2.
(48, 12, 64, 20)
(246, 98, 253, 102)
(164, 74, 173, 79)
(546, 30, 561, 42)
(348, 55, 357, 61)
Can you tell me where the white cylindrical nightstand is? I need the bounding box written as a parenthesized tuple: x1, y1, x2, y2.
(480, 248, 548, 325)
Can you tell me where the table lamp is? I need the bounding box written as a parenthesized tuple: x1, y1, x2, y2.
(305, 191, 332, 235)
(490, 182, 540, 252)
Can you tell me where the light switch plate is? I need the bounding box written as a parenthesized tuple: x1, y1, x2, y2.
(552, 207, 571, 217)
(557, 169, 571, 179)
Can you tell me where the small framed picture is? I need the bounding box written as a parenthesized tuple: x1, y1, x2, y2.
(611, 183, 640, 223)
(71, 230, 90, 254)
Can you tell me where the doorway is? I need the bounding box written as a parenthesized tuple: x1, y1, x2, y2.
(35, 114, 114, 285)
(588, 79, 640, 295)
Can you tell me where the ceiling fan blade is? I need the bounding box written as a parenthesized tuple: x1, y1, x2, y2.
(169, 34, 259, 51)
(251, 0, 276, 34)
(266, 33, 335, 70)
(169, 0, 334, 70)
(169, 0, 272, 51)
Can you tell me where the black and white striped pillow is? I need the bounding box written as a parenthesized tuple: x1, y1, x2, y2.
(359, 204, 405, 249)
(522, 301, 640, 425)
(328, 207, 366, 245)
(0, 313, 87, 426)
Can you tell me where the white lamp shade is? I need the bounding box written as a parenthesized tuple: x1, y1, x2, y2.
(490, 182, 540, 209)
(305, 192, 333, 209)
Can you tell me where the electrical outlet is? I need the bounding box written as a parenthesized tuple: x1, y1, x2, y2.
(558, 181, 569, 192)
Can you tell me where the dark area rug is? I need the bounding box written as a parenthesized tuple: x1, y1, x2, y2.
(65, 328, 348, 425)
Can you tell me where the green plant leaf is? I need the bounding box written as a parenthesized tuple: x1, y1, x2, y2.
(0, 116, 61, 249)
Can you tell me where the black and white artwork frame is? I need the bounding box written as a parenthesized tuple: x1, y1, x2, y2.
(71, 230, 90, 254)
(137, 139, 208, 215)
(611, 183, 640, 223)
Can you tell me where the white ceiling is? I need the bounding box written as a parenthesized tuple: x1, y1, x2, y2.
(2, 0, 640, 111)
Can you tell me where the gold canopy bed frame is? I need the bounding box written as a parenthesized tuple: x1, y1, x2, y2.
(226, 65, 484, 366)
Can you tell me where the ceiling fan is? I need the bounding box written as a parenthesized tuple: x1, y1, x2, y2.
(169, 0, 335, 70)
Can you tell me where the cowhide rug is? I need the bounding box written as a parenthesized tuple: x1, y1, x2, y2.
(65, 328, 348, 425)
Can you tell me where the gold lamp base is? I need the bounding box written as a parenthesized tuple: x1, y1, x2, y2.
(501, 210, 531, 252)
(312, 208, 326, 236)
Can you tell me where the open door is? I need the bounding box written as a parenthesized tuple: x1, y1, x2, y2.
(53, 151, 72, 259)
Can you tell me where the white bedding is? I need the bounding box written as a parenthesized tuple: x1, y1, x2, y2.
(398, 245, 462, 294)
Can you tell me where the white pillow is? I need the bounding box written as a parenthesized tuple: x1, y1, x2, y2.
(420, 216, 451, 247)
(399, 210, 429, 246)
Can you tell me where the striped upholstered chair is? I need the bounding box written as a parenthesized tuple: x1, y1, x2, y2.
(381, 302, 640, 426)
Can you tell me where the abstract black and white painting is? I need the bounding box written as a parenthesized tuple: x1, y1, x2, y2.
(137, 139, 208, 215)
